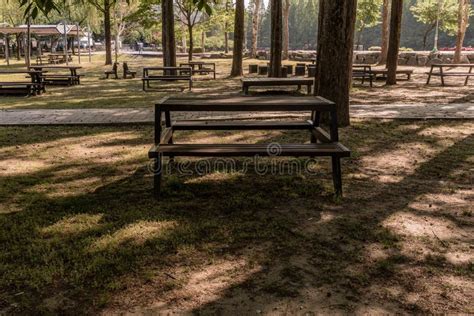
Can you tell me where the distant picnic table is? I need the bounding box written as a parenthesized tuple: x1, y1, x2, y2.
(142, 66, 193, 91)
(0, 70, 46, 96)
(426, 64, 474, 86)
(179, 61, 216, 79)
(241, 77, 314, 95)
(31, 65, 82, 86)
(149, 96, 351, 198)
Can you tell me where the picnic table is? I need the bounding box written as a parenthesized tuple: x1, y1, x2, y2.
(179, 61, 216, 79)
(149, 96, 351, 198)
(426, 64, 474, 86)
(371, 68, 414, 81)
(241, 77, 314, 95)
(142, 66, 193, 91)
(0, 70, 46, 96)
(352, 64, 374, 87)
(31, 66, 82, 85)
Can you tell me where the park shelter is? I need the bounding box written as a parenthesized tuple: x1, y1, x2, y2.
(0, 24, 86, 66)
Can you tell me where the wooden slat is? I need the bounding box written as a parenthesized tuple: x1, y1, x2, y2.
(311, 127, 332, 143)
(173, 120, 313, 130)
(158, 96, 334, 112)
(149, 143, 350, 158)
(160, 127, 173, 144)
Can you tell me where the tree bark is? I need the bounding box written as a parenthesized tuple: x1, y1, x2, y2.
(104, 0, 113, 65)
(251, 0, 261, 58)
(386, 0, 402, 85)
(269, 0, 283, 77)
(282, 0, 290, 60)
(230, 0, 245, 76)
(379, 0, 390, 65)
(188, 23, 194, 61)
(162, 0, 177, 67)
(201, 31, 205, 53)
(454, 0, 469, 63)
(224, 0, 230, 54)
(315, 0, 357, 127)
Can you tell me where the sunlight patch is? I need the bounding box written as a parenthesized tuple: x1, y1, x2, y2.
(0, 159, 48, 176)
(41, 214, 103, 236)
(90, 220, 177, 252)
(383, 211, 459, 240)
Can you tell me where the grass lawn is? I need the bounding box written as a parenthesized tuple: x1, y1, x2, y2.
(1, 119, 473, 314)
(1, 53, 473, 109)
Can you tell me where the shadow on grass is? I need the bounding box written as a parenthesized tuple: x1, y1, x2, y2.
(0, 120, 472, 314)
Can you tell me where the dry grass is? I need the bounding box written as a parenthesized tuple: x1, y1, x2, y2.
(0, 119, 473, 314)
(1, 53, 473, 109)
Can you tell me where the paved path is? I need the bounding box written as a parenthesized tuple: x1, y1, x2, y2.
(0, 103, 472, 125)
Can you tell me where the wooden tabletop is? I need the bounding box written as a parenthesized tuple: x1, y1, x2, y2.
(157, 96, 334, 112)
(0, 70, 45, 74)
(31, 66, 82, 69)
(431, 64, 474, 67)
(242, 77, 314, 82)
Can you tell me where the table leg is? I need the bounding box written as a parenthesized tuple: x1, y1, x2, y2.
(465, 67, 472, 86)
(426, 66, 433, 85)
(331, 156, 342, 197)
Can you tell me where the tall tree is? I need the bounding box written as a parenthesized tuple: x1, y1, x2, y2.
(386, 0, 403, 85)
(282, 0, 290, 59)
(176, 0, 209, 61)
(316, 0, 357, 127)
(162, 0, 176, 67)
(269, 0, 282, 77)
(230, 0, 245, 76)
(250, 0, 261, 57)
(410, 0, 458, 50)
(454, 0, 470, 62)
(86, 0, 115, 65)
(379, 0, 390, 65)
(355, 0, 383, 48)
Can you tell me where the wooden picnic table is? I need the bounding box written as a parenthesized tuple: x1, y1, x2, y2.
(241, 77, 314, 94)
(426, 63, 474, 86)
(179, 62, 216, 79)
(0, 70, 46, 96)
(142, 66, 193, 91)
(352, 64, 375, 87)
(31, 66, 83, 85)
(149, 96, 350, 198)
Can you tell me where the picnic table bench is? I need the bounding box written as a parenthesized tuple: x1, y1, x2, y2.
(149, 96, 351, 198)
(426, 64, 474, 86)
(241, 77, 314, 95)
(31, 66, 82, 86)
(0, 70, 45, 96)
(179, 62, 216, 79)
(142, 67, 193, 91)
(352, 64, 374, 87)
(371, 68, 414, 81)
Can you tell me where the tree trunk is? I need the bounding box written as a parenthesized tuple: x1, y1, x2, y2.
(315, 0, 357, 127)
(162, 0, 177, 67)
(104, 0, 113, 65)
(188, 23, 193, 61)
(282, 0, 290, 60)
(379, 0, 390, 65)
(201, 31, 205, 53)
(224, 0, 230, 54)
(251, 0, 261, 58)
(269, 0, 283, 77)
(230, 0, 245, 76)
(454, 0, 469, 63)
(16, 35, 21, 60)
(386, 0, 402, 85)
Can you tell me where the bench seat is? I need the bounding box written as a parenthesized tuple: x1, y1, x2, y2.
(242, 78, 314, 95)
(149, 143, 350, 158)
(425, 72, 474, 76)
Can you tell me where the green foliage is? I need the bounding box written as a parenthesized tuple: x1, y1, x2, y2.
(356, 0, 383, 32)
(410, 0, 459, 35)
